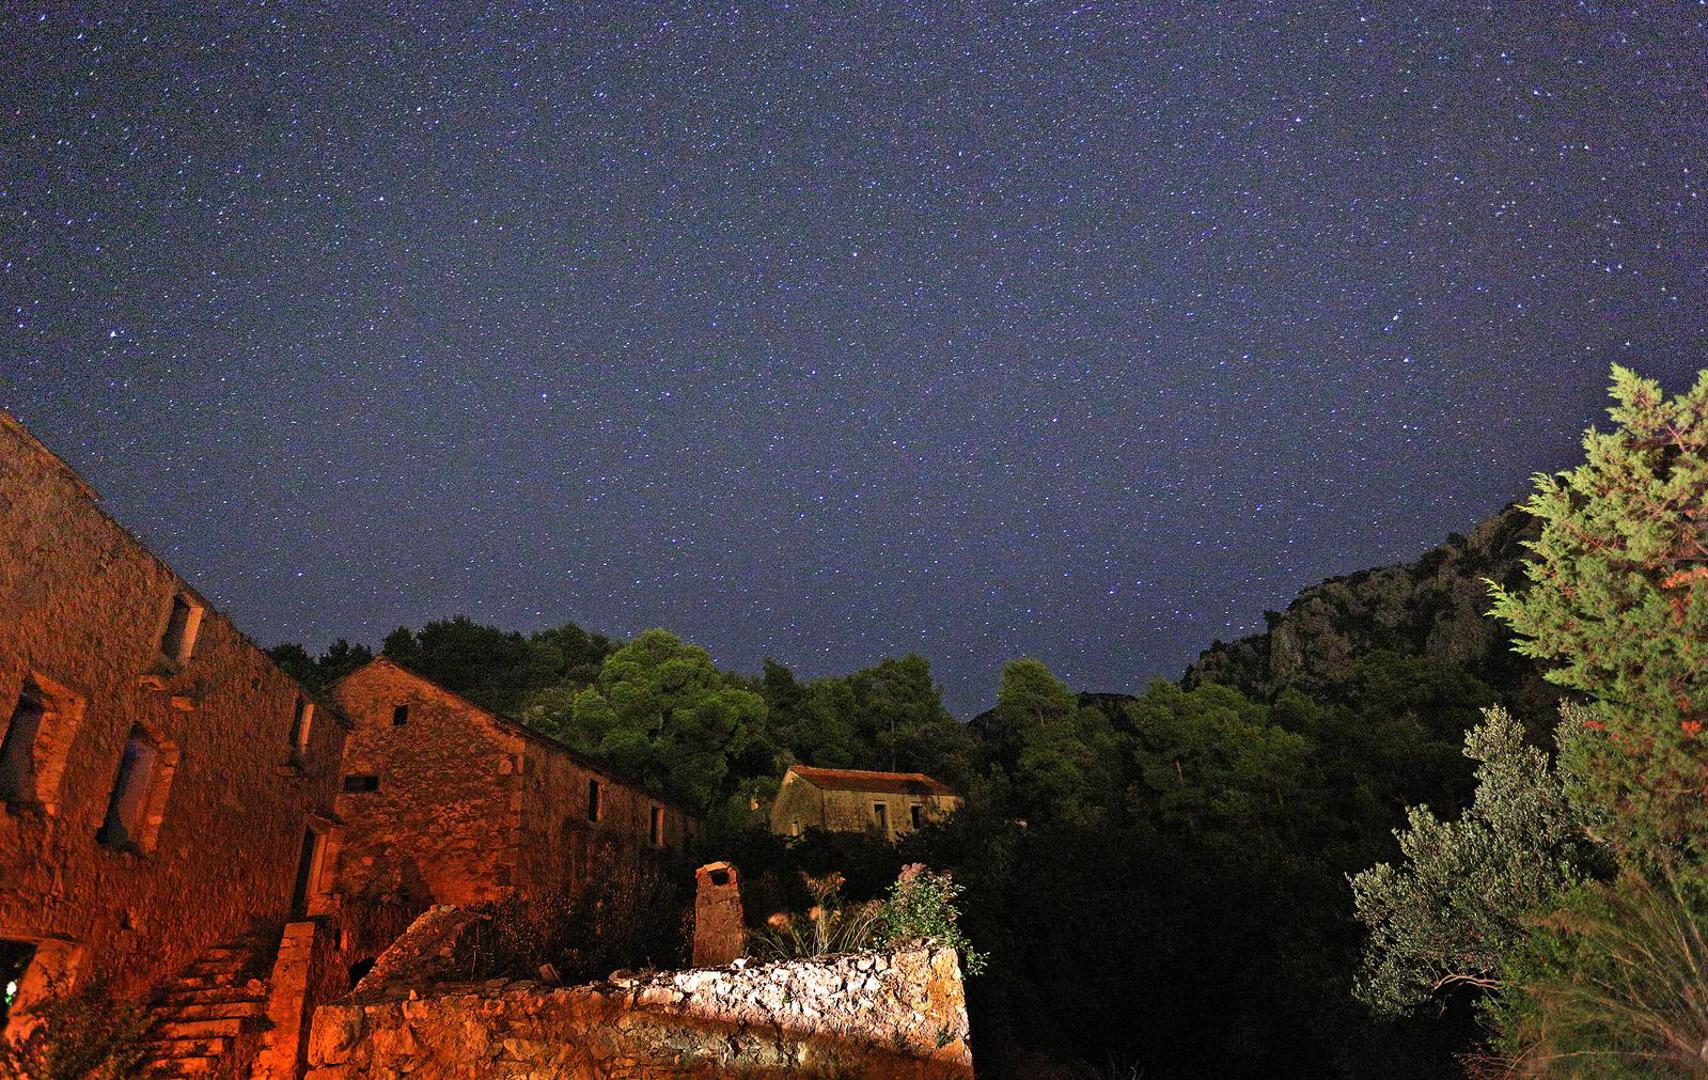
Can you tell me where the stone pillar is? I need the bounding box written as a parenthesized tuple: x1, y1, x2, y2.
(692, 861, 744, 967)
(253, 920, 339, 1080)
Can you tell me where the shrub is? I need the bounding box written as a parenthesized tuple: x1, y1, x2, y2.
(876, 863, 986, 975)
(749, 872, 882, 960)
(1480, 869, 1708, 1077)
(0, 980, 151, 1080)
(470, 857, 691, 984)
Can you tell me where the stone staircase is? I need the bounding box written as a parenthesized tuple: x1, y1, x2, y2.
(138, 943, 271, 1078)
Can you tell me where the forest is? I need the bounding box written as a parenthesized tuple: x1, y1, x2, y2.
(272, 367, 1708, 1079)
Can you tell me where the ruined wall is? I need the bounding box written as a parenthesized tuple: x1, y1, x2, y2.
(0, 413, 344, 999)
(327, 660, 521, 909)
(306, 947, 974, 1079)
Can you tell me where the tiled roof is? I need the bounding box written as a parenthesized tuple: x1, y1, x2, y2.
(787, 765, 957, 797)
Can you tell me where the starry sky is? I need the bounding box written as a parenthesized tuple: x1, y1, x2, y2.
(5, 3, 1706, 714)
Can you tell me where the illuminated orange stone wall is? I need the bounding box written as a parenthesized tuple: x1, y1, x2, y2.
(326, 659, 694, 936)
(0, 413, 345, 1000)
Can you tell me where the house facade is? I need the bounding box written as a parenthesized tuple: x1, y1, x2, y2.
(770, 765, 962, 840)
(324, 657, 695, 966)
(0, 412, 346, 1021)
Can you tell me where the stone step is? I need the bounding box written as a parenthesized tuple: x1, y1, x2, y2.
(148, 1056, 225, 1077)
(150, 1017, 244, 1040)
(159, 973, 228, 991)
(140, 1035, 233, 1060)
(153, 999, 266, 1022)
(157, 985, 267, 1007)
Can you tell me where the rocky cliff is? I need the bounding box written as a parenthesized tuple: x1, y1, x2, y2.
(1184, 504, 1558, 717)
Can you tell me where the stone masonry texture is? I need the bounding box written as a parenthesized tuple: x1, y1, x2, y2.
(305, 945, 974, 1079)
(325, 658, 695, 968)
(0, 412, 345, 1002)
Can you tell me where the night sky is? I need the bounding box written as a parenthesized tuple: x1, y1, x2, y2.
(5, 4, 1705, 714)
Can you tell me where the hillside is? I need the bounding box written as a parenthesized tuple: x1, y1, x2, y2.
(1184, 503, 1559, 720)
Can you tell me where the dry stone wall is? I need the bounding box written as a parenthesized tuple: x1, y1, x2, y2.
(305, 946, 973, 1079)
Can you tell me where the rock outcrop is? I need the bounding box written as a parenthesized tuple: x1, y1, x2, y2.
(1184, 504, 1558, 717)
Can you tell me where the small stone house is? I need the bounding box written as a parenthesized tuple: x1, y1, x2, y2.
(770, 765, 962, 840)
(326, 657, 694, 942)
(0, 412, 346, 1023)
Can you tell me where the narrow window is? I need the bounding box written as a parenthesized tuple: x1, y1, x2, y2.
(586, 779, 602, 823)
(391, 703, 409, 726)
(649, 805, 664, 847)
(0, 689, 45, 809)
(98, 728, 162, 850)
(290, 827, 326, 918)
(910, 804, 923, 830)
(873, 802, 889, 833)
(342, 775, 379, 793)
(288, 696, 314, 750)
(159, 593, 203, 664)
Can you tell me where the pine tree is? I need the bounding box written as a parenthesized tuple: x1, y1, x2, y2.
(1490, 365, 1708, 863)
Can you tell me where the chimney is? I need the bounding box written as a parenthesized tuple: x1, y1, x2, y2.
(692, 861, 745, 967)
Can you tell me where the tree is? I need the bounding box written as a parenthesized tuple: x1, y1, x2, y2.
(982, 659, 1121, 827)
(266, 638, 373, 691)
(560, 629, 767, 811)
(1349, 706, 1595, 1015)
(1491, 366, 1708, 862)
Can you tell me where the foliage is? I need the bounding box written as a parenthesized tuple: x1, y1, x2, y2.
(1350, 706, 1598, 1015)
(545, 629, 768, 811)
(749, 872, 882, 960)
(1481, 870, 1708, 1078)
(876, 863, 986, 975)
(1490, 365, 1708, 861)
(266, 637, 373, 691)
(977, 660, 1124, 828)
(381, 615, 615, 713)
(474, 856, 690, 984)
(0, 981, 151, 1080)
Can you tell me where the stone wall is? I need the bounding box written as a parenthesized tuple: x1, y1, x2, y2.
(329, 660, 521, 909)
(0, 413, 344, 1002)
(516, 734, 692, 901)
(306, 946, 974, 1079)
(327, 659, 697, 967)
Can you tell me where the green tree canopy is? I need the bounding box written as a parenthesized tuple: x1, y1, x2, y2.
(1491, 365, 1708, 860)
(559, 629, 767, 811)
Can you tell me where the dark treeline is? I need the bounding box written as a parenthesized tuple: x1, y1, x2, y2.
(273, 533, 1538, 1078)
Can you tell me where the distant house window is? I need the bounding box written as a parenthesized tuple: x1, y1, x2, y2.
(587, 779, 602, 823)
(910, 804, 923, 830)
(288, 696, 314, 750)
(649, 806, 665, 847)
(158, 593, 203, 664)
(0, 689, 45, 809)
(342, 775, 379, 793)
(391, 704, 409, 726)
(98, 726, 175, 852)
(873, 802, 889, 833)
(789, 820, 801, 837)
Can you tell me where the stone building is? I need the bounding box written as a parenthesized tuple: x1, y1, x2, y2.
(0, 412, 346, 1024)
(324, 657, 694, 961)
(770, 765, 962, 840)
